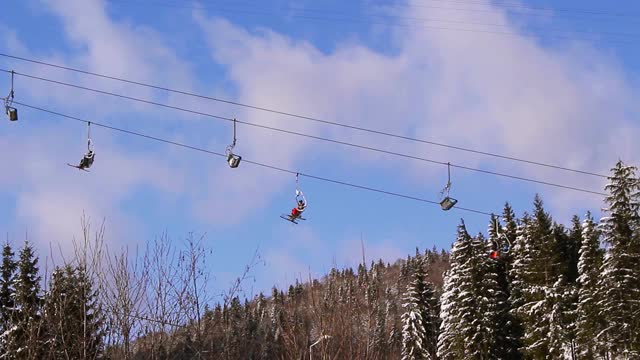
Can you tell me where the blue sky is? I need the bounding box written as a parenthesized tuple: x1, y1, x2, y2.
(1, 0, 639, 298)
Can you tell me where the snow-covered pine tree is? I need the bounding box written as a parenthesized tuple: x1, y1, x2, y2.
(421, 257, 439, 359)
(556, 216, 584, 358)
(502, 203, 519, 250)
(401, 253, 438, 359)
(538, 221, 581, 359)
(487, 217, 522, 360)
(5, 241, 43, 358)
(564, 216, 582, 284)
(436, 267, 458, 360)
(0, 243, 17, 353)
(509, 212, 533, 353)
(471, 233, 502, 358)
(369, 262, 389, 358)
(531, 195, 562, 284)
(438, 221, 496, 359)
(576, 212, 605, 358)
(438, 221, 475, 359)
(511, 196, 565, 359)
(0, 243, 17, 329)
(547, 275, 573, 359)
(596, 160, 640, 357)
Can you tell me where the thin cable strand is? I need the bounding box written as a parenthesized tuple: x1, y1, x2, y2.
(107, 0, 640, 37)
(102, 0, 638, 45)
(0, 54, 609, 178)
(11, 100, 497, 217)
(0, 69, 607, 196)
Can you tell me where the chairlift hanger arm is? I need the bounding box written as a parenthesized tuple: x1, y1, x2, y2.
(232, 118, 237, 147)
(8, 70, 14, 100)
(4, 71, 15, 109)
(87, 121, 94, 151)
(295, 173, 307, 206)
(297, 191, 307, 206)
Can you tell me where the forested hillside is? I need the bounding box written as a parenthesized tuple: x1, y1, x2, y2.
(0, 160, 639, 359)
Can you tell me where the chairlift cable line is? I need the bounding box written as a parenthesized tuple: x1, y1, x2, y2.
(8, 99, 497, 217)
(102, 0, 640, 44)
(0, 68, 607, 196)
(113, 0, 640, 24)
(401, 0, 640, 18)
(0, 61, 609, 179)
(107, 0, 640, 36)
(156, 0, 640, 18)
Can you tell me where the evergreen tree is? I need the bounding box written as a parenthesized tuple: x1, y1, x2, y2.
(487, 218, 522, 359)
(596, 161, 640, 356)
(5, 241, 43, 359)
(508, 213, 531, 345)
(511, 196, 565, 359)
(471, 233, 501, 357)
(438, 221, 501, 359)
(401, 253, 438, 359)
(576, 212, 605, 358)
(387, 286, 403, 355)
(548, 276, 578, 359)
(372, 300, 388, 358)
(508, 212, 531, 302)
(0, 243, 17, 338)
(547, 276, 569, 358)
(502, 202, 519, 249)
(550, 219, 581, 358)
(438, 222, 473, 359)
(564, 216, 583, 284)
(436, 267, 458, 360)
(43, 265, 104, 358)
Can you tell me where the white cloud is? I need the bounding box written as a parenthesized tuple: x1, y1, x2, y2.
(0, 0, 199, 252)
(194, 0, 640, 220)
(0, 121, 185, 253)
(2, 0, 640, 272)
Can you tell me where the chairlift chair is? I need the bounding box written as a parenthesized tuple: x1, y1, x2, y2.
(440, 197, 458, 211)
(440, 162, 458, 211)
(6, 106, 17, 121)
(489, 216, 512, 259)
(280, 174, 308, 224)
(68, 122, 95, 171)
(227, 152, 241, 168)
(225, 118, 242, 168)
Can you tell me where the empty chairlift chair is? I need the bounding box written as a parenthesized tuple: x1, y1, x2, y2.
(440, 162, 458, 211)
(226, 118, 242, 168)
(5, 70, 17, 121)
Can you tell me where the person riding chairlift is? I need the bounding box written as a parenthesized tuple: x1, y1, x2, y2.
(291, 198, 306, 219)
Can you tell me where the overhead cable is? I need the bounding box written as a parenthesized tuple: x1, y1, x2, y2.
(10, 99, 497, 217)
(406, 0, 640, 18)
(0, 56, 609, 179)
(103, 0, 639, 44)
(108, 0, 640, 38)
(114, 0, 640, 23)
(0, 68, 607, 196)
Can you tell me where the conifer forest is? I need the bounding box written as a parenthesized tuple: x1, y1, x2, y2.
(0, 160, 639, 359)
